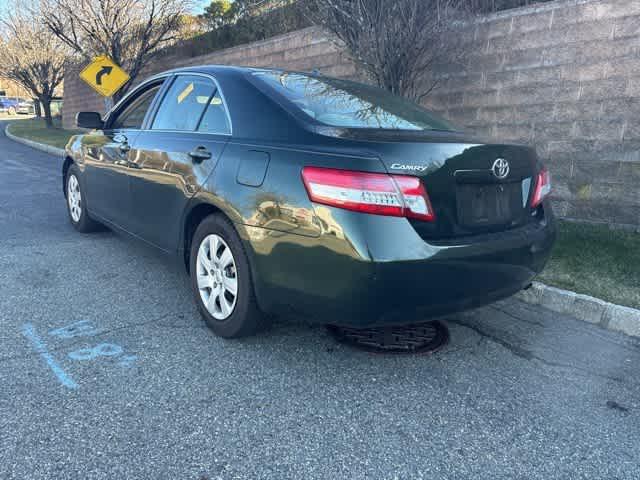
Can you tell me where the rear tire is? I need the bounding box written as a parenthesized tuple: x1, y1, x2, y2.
(190, 214, 267, 338)
(65, 164, 100, 233)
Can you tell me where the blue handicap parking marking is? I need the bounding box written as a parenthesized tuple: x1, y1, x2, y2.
(117, 355, 138, 368)
(68, 342, 123, 361)
(22, 320, 138, 390)
(22, 323, 79, 390)
(49, 320, 101, 339)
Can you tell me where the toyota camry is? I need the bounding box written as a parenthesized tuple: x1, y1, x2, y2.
(63, 65, 555, 338)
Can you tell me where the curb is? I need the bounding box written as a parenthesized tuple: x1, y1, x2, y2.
(4, 124, 65, 157)
(516, 282, 640, 338)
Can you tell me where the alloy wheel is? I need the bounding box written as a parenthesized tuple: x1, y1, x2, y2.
(67, 174, 82, 222)
(196, 234, 238, 320)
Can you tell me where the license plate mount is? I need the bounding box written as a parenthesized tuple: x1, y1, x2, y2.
(456, 182, 522, 228)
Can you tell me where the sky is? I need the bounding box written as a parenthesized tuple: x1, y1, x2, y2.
(0, 0, 212, 16)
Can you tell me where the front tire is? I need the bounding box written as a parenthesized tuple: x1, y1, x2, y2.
(65, 164, 100, 233)
(190, 214, 266, 338)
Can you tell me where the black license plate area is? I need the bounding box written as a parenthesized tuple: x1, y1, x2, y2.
(456, 182, 522, 227)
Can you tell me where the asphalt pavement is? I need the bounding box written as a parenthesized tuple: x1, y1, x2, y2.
(1, 121, 639, 479)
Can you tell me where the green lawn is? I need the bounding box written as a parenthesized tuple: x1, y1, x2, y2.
(5, 117, 81, 149)
(539, 220, 640, 309)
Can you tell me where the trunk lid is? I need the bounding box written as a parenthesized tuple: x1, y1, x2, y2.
(339, 131, 540, 240)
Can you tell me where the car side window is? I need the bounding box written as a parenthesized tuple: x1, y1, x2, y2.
(110, 85, 161, 130)
(151, 76, 216, 131)
(197, 91, 231, 135)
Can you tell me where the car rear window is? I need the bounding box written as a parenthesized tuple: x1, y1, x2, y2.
(252, 71, 455, 131)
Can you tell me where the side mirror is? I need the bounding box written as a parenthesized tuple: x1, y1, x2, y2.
(76, 111, 104, 129)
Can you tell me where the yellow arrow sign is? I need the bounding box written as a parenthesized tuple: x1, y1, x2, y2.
(79, 55, 130, 97)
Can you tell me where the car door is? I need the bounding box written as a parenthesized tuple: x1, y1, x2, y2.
(82, 80, 165, 229)
(127, 74, 231, 252)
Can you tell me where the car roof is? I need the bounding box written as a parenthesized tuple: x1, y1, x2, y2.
(153, 65, 299, 79)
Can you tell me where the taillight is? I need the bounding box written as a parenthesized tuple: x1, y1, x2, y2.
(301, 167, 435, 221)
(530, 168, 552, 208)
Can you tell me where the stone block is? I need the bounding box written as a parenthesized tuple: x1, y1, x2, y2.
(572, 293, 608, 324)
(446, 73, 483, 92)
(534, 121, 575, 142)
(446, 107, 479, 125)
(512, 11, 553, 34)
(541, 285, 576, 314)
(475, 17, 513, 40)
(499, 83, 579, 106)
(571, 156, 623, 184)
(597, 0, 640, 19)
(551, 3, 601, 26)
(606, 58, 640, 79)
(516, 282, 544, 304)
(478, 106, 515, 124)
(564, 20, 615, 44)
(614, 14, 640, 39)
(463, 89, 499, 108)
(554, 101, 602, 122)
(502, 48, 544, 70)
(604, 304, 640, 337)
(580, 77, 629, 101)
(486, 71, 518, 89)
(573, 119, 625, 142)
(514, 103, 556, 124)
(494, 123, 533, 143)
(562, 63, 607, 82)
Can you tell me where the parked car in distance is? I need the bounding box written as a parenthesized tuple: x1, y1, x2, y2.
(64, 65, 556, 338)
(16, 99, 35, 115)
(0, 97, 23, 115)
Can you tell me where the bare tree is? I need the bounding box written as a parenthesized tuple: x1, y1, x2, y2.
(303, 0, 473, 100)
(0, 2, 67, 127)
(39, 0, 192, 101)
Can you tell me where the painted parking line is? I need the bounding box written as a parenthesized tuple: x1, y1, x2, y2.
(22, 323, 78, 390)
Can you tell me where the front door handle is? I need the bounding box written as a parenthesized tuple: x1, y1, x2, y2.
(189, 147, 212, 164)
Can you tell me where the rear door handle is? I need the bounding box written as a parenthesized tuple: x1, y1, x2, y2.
(189, 147, 212, 163)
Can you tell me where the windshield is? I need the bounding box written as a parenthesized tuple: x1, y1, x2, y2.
(253, 71, 456, 131)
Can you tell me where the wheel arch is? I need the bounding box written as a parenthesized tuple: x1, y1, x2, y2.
(181, 202, 226, 274)
(62, 156, 74, 197)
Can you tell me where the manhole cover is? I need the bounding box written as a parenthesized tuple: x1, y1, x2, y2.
(327, 321, 449, 354)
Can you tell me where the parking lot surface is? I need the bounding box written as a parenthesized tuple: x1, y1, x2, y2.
(1, 123, 639, 479)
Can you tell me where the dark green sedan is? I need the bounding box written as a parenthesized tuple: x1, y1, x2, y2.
(63, 66, 555, 338)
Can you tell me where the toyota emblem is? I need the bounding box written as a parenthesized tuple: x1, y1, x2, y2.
(492, 158, 510, 179)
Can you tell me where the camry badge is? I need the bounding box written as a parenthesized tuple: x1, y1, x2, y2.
(492, 158, 509, 179)
(390, 163, 429, 172)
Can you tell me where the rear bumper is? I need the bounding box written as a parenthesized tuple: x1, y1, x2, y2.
(241, 202, 556, 327)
